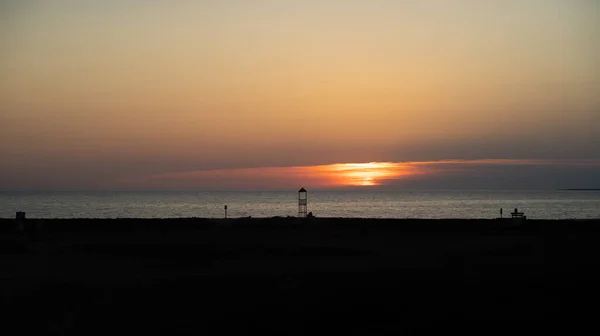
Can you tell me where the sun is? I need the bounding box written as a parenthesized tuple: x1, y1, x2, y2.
(360, 177, 375, 186)
(325, 162, 409, 187)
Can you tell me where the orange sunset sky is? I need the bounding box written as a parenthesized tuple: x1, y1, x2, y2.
(1, 1, 599, 190)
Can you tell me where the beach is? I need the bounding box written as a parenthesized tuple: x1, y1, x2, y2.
(2, 217, 600, 335)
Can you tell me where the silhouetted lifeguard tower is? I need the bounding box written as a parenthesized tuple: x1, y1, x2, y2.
(298, 187, 307, 217)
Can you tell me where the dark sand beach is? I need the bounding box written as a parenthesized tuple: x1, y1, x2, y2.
(2, 217, 600, 335)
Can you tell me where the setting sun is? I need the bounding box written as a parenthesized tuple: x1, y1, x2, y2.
(361, 177, 374, 186)
(323, 162, 416, 187)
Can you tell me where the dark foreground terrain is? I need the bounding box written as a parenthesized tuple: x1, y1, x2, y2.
(2, 217, 600, 335)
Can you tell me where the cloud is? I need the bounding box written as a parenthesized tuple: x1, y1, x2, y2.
(116, 159, 600, 190)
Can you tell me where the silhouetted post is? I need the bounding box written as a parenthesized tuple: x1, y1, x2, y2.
(500, 208, 503, 218)
(16, 211, 25, 231)
(224, 205, 228, 219)
(298, 187, 307, 218)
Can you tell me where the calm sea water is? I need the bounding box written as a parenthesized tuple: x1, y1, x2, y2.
(1, 190, 599, 219)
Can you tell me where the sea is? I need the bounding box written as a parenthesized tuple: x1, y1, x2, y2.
(1, 190, 599, 219)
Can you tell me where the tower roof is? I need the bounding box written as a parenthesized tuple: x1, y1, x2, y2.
(298, 187, 307, 192)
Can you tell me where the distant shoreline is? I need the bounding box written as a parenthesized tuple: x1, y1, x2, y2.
(558, 189, 600, 191)
(3, 217, 600, 225)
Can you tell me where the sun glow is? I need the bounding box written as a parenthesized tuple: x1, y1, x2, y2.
(323, 162, 415, 187)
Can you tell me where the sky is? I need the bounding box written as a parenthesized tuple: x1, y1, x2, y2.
(1, 0, 599, 190)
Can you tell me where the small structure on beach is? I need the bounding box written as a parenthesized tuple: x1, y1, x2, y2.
(511, 208, 526, 220)
(298, 187, 308, 217)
